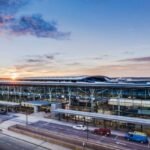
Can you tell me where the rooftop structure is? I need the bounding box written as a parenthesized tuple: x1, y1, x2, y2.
(0, 75, 150, 88)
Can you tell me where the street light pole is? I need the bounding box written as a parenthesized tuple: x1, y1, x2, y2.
(86, 121, 89, 140)
(26, 108, 28, 125)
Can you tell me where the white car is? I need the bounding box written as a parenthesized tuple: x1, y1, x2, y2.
(72, 125, 87, 131)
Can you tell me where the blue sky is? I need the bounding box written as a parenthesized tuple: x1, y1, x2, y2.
(0, 0, 150, 78)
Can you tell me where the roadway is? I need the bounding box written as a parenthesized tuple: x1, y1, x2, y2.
(0, 114, 17, 123)
(0, 113, 149, 150)
(0, 133, 50, 150)
(30, 121, 150, 150)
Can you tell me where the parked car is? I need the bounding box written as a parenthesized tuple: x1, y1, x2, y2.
(73, 125, 87, 131)
(125, 131, 148, 144)
(93, 128, 111, 136)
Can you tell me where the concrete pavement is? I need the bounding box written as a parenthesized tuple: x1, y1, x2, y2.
(0, 133, 49, 150)
(0, 112, 149, 150)
(0, 113, 71, 150)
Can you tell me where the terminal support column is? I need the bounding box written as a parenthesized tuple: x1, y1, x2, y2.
(33, 106, 39, 113)
(117, 89, 122, 116)
(48, 88, 52, 102)
(33, 87, 35, 101)
(14, 86, 16, 102)
(90, 89, 95, 112)
(19, 87, 22, 104)
(7, 86, 9, 101)
(68, 87, 71, 107)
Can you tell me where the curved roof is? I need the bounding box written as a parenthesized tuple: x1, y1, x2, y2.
(18, 75, 110, 82)
(0, 80, 150, 88)
(0, 76, 150, 88)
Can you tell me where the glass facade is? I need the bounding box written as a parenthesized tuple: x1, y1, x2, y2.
(0, 84, 149, 118)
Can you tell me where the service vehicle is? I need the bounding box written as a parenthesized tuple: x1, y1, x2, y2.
(125, 131, 148, 144)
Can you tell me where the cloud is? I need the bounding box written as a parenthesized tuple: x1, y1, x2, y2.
(44, 53, 61, 60)
(120, 56, 150, 62)
(0, 0, 70, 39)
(9, 15, 70, 39)
(123, 51, 135, 55)
(66, 62, 81, 66)
(91, 54, 110, 61)
(26, 58, 43, 63)
(92, 57, 103, 60)
(0, 14, 70, 39)
(23, 53, 59, 64)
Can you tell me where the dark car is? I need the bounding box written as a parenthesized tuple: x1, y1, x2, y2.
(93, 128, 111, 136)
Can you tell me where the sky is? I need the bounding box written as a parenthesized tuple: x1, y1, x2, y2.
(0, 0, 150, 78)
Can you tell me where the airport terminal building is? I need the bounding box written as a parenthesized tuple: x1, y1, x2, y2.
(0, 76, 150, 132)
(0, 75, 150, 116)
